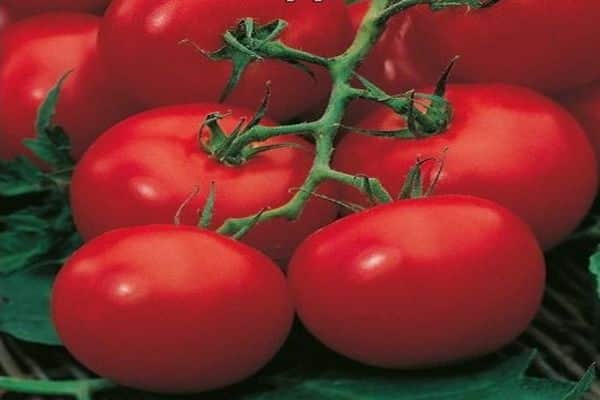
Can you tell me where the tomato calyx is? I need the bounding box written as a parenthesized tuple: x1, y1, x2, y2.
(398, 154, 446, 200)
(199, 86, 305, 166)
(180, 18, 316, 102)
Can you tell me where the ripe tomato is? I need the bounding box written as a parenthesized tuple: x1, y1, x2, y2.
(71, 104, 339, 262)
(0, 13, 139, 161)
(3, 0, 110, 16)
(349, 0, 432, 95)
(53, 225, 293, 393)
(333, 84, 598, 249)
(560, 82, 600, 164)
(0, 5, 14, 32)
(98, 0, 354, 121)
(289, 195, 545, 368)
(404, 1, 600, 93)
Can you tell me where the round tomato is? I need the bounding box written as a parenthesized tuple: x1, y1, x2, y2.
(71, 104, 339, 262)
(560, 82, 600, 164)
(404, 1, 600, 93)
(98, 0, 353, 121)
(0, 13, 139, 161)
(333, 84, 598, 249)
(3, 0, 110, 16)
(288, 195, 545, 368)
(53, 225, 293, 393)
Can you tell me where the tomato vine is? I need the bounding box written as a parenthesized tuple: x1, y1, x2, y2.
(200, 0, 494, 238)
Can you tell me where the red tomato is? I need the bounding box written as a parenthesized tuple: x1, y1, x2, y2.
(560, 82, 600, 165)
(70, 104, 339, 262)
(404, 2, 600, 93)
(3, 0, 110, 16)
(349, 0, 433, 94)
(97, 0, 353, 121)
(0, 13, 139, 161)
(0, 5, 14, 32)
(333, 84, 598, 249)
(289, 195, 545, 368)
(53, 225, 293, 393)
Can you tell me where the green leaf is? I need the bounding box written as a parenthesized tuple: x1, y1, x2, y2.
(588, 249, 600, 298)
(0, 74, 79, 344)
(25, 72, 74, 169)
(246, 352, 594, 400)
(0, 264, 61, 345)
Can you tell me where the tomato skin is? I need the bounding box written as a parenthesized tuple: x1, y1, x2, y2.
(3, 0, 110, 16)
(560, 82, 600, 164)
(98, 0, 353, 121)
(404, 2, 600, 93)
(349, 1, 432, 94)
(0, 5, 14, 32)
(70, 104, 339, 262)
(334, 84, 598, 249)
(52, 225, 293, 393)
(288, 195, 545, 368)
(0, 13, 139, 161)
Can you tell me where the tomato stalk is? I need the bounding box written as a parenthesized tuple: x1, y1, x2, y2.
(217, 0, 488, 238)
(0, 376, 114, 400)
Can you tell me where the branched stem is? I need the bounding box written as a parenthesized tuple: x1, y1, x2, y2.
(211, 0, 487, 237)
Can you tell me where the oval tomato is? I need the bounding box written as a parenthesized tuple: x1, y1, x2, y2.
(404, 1, 600, 93)
(98, 0, 353, 121)
(0, 13, 139, 161)
(560, 82, 600, 164)
(70, 104, 339, 262)
(3, 0, 110, 16)
(53, 225, 293, 393)
(289, 195, 545, 368)
(333, 84, 598, 249)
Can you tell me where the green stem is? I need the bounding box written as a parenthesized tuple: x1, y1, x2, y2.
(217, 0, 407, 236)
(0, 377, 115, 400)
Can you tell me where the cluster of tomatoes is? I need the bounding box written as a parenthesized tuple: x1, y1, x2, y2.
(3, 0, 600, 395)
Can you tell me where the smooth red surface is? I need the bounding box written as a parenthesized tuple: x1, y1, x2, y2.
(334, 84, 598, 249)
(53, 225, 293, 393)
(98, 0, 354, 121)
(288, 195, 545, 368)
(0, 13, 139, 161)
(0, 5, 14, 32)
(71, 104, 339, 262)
(560, 82, 600, 166)
(3, 0, 110, 15)
(404, 1, 600, 93)
(349, 1, 433, 94)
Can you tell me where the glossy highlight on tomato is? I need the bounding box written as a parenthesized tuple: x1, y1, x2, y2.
(98, 0, 354, 121)
(334, 84, 598, 249)
(288, 195, 545, 368)
(53, 225, 293, 393)
(0, 13, 138, 161)
(70, 104, 339, 262)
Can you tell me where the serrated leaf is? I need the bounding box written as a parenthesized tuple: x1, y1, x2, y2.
(25, 72, 74, 169)
(0, 157, 45, 196)
(245, 352, 594, 400)
(0, 75, 79, 344)
(0, 264, 61, 345)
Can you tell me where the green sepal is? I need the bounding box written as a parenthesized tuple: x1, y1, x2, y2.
(181, 18, 313, 102)
(428, 0, 499, 11)
(199, 182, 217, 229)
